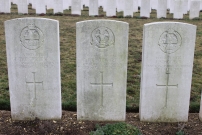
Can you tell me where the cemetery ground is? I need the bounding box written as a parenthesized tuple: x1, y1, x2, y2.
(0, 4, 202, 134)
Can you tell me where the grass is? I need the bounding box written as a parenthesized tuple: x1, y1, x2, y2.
(0, 4, 202, 112)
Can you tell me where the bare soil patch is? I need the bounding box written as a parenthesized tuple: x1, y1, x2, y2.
(0, 111, 202, 135)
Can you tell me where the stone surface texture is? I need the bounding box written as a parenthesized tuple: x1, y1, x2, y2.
(173, 0, 184, 19)
(200, 93, 202, 121)
(53, 0, 63, 13)
(116, 0, 124, 12)
(35, 0, 46, 14)
(63, 0, 70, 10)
(133, 0, 138, 12)
(189, 0, 200, 19)
(0, 0, 10, 13)
(157, 0, 167, 18)
(89, 0, 98, 16)
(77, 20, 128, 121)
(5, 18, 61, 120)
(140, 0, 150, 18)
(17, 0, 28, 14)
(124, 0, 133, 17)
(106, 0, 116, 16)
(140, 22, 196, 122)
(71, 0, 81, 15)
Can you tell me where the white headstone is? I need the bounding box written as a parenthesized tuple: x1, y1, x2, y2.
(98, 0, 102, 7)
(200, 94, 202, 121)
(53, 0, 63, 13)
(17, 0, 28, 14)
(151, 0, 158, 9)
(89, 0, 98, 16)
(63, 0, 70, 10)
(13, 0, 17, 4)
(188, 0, 191, 11)
(5, 18, 62, 120)
(169, 0, 175, 13)
(106, 0, 116, 16)
(189, 0, 200, 19)
(140, 22, 196, 122)
(102, 0, 107, 12)
(27, 0, 31, 4)
(31, 0, 36, 9)
(138, 0, 141, 7)
(124, 0, 133, 17)
(35, 0, 46, 14)
(173, 0, 184, 19)
(77, 20, 128, 121)
(83, 0, 89, 7)
(81, 0, 83, 9)
(183, 0, 188, 14)
(116, 0, 124, 12)
(200, 0, 202, 10)
(0, 0, 11, 13)
(47, 0, 55, 9)
(133, 0, 138, 12)
(140, 0, 150, 18)
(157, 0, 167, 18)
(167, 0, 170, 9)
(71, 0, 81, 15)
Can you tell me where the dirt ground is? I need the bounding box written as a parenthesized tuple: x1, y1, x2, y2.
(0, 110, 202, 135)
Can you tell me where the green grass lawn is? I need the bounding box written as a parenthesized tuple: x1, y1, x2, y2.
(0, 4, 202, 112)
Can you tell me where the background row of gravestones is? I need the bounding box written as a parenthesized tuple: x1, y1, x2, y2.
(1, 0, 202, 19)
(5, 17, 202, 122)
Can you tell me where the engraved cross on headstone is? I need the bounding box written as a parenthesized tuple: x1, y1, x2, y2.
(90, 71, 113, 107)
(156, 31, 178, 108)
(26, 72, 43, 100)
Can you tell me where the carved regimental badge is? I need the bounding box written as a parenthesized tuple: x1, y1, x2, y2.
(20, 24, 44, 50)
(158, 29, 182, 54)
(91, 27, 115, 48)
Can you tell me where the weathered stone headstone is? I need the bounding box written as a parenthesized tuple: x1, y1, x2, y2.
(13, 0, 17, 4)
(140, 0, 150, 18)
(35, 0, 46, 14)
(167, 0, 170, 9)
(71, 0, 81, 15)
(0, 0, 10, 13)
(116, 0, 124, 12)
(63, 0, 70, 10)
(98, 0, 102, 7)
(169, 0, 175, 13)
(53, 0, 63, 14)
(183, 0, 188, 14)
(89, 0, 98, 16)
(47, 0, 54, 9)
(200, 0, 202, 10)
(5, 18, 62, 120)
(188, 0, 191, 10)
(106, 0, 116, 16)
(151, 0, 158, 9)
(81, 0, 83, 10)
(83, 0, 89, 7)
(77, 20, 128, 121)
(31, 0, 36, 9)
(102, 0, 107, 12)
(17, 0, 28, 14)
(157, 0, 167, 18)
(140, 22, 196, 122)
(189, 0, 200, 19)
(124, 0, 133, 17)
(173, 0, 184, 19)
(133, 0, 138, 12)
